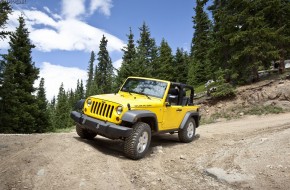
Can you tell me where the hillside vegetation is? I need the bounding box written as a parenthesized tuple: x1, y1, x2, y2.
(198, 72, 290, 124)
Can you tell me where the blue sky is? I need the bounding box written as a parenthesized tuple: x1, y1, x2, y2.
(0, 0, 196, 99)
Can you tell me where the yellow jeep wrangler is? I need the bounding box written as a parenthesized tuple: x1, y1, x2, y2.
(71, 77, 201, 159)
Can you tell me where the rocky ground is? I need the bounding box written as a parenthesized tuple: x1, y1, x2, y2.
(0, 112, 290, 190)
(1, 77, 290, 190)
(199, 78, 290, 123)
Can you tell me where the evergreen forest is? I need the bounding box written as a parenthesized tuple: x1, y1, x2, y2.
(0, 0, 289, 133)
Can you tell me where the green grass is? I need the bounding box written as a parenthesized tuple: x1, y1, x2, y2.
(194, 84, 206, 94)
(244, 105, 284, 115)
(201, 105, 285, 125)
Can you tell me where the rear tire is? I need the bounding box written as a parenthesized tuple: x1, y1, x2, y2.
(124, 122, 151, 160)
(76, 124, 97, 140)
(178, 118, 196, 143)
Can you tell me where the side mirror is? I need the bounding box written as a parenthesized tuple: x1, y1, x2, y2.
(165, 102, 171, 107)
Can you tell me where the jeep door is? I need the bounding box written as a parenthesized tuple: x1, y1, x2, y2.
(161, 105, 184, 130)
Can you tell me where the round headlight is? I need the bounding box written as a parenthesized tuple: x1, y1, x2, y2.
(87, 99, 92, 107)
(116, 106, 123, 115)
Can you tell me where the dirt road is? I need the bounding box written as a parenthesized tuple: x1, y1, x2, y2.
(1, 113, 290, 190)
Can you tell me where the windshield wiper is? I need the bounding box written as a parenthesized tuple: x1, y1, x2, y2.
(138, 92, 151, 99)
(122, 88, 133, 95)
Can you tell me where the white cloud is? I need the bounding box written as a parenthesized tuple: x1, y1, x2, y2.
(62, 0, 86, 19)
(43, 6, 62, 20)
(0, 38, 10, 49)
(0, 7, 124, 52)
(35, 62, 87, 101)
(113, 59, 122, 69)
(23, 10, 58, 27)
(90, 0, 113, 16)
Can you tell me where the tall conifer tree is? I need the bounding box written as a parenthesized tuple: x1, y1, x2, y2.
(174, 48, 189, 84)
(86, 51, 95, 97)
(209, 0, 287, 83)
(35, 78, 51, 132)
(91, 64, 100, 94)
(0, 17, 39, 133)
(208, 0, 232, 81)
(75, 79, 85, 101)
(135, 22, 158, 77)
(155, 39, 174, 81)
(188, 0, 211, 85)
(0, 1, 12, 97)
(96, 35, 113, 93)
(117, 28, 136, 85)
(264, 0, 290, 73)
(47, 96, 56, 130)
(0, 1, 12, 40)
(55, 83, 70, 129)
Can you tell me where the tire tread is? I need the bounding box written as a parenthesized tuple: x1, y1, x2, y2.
(178, 118, 196, 143)
(124, 122, 151, 160)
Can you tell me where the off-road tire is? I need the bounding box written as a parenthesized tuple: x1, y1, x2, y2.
(76, 124, 97, 140)
(124, 122, 151, 160)
(178, 118, 196, 143)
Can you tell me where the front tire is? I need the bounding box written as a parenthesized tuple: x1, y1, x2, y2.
(76, 124, 97, 140)
(178, 118, 196, 143)
(124, 122, 151, 160)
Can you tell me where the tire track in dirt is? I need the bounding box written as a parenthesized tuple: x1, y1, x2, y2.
(106, 157, 133, 189)
(1, 113, 290, 190)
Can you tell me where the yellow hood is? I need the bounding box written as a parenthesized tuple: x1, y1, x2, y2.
(90, 92, 163, 108)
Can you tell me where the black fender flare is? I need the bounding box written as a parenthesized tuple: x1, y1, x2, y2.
(121, 110, 158, 130)
(75, 99, 86, 110)
(179, 112, 200, 129)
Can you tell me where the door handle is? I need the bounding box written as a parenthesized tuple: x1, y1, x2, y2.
(176, 108, 182, 112)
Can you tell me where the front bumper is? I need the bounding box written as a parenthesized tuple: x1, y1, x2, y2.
(70, 111, 132, 139)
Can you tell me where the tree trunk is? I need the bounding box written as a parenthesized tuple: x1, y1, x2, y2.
(252, 67, 259, 83)
(279, 58, 285, 74)
(279, 49, 286, 74)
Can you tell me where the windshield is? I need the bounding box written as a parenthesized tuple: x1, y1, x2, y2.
(121, 78, 168, 99)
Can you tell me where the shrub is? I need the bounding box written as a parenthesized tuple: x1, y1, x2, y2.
(207, 75, 235, 99)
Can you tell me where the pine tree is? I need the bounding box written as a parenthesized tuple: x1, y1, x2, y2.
(75, 79, 85, 101)
(85, 51, 95, 97)
(35, 78, 51, 132)
(264, 0, 290, 73)
(96, 35, 113, 93)
(91, 64, 100, 95)
(68, 88, 75, 108)
(208, 0, 234, 81)
(226, 0, 278, 82)
(0, 1, 12, 40)
(188, 0, 211, 85)
(155, 39, 174, 81)
(209, 0, 282, 83)
(47, 96, 56, 131)
(67, 90, 75, 127)
(117, 28, 136, 85)
(55, 83, 70, 129)
(0, 17, 39, 133)
(0, 1, 12, 95)
(135, 22, 158, 77)
(174, 48, 189, 84)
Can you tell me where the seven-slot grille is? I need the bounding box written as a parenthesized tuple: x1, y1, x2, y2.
(90, 100, 115, 118)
